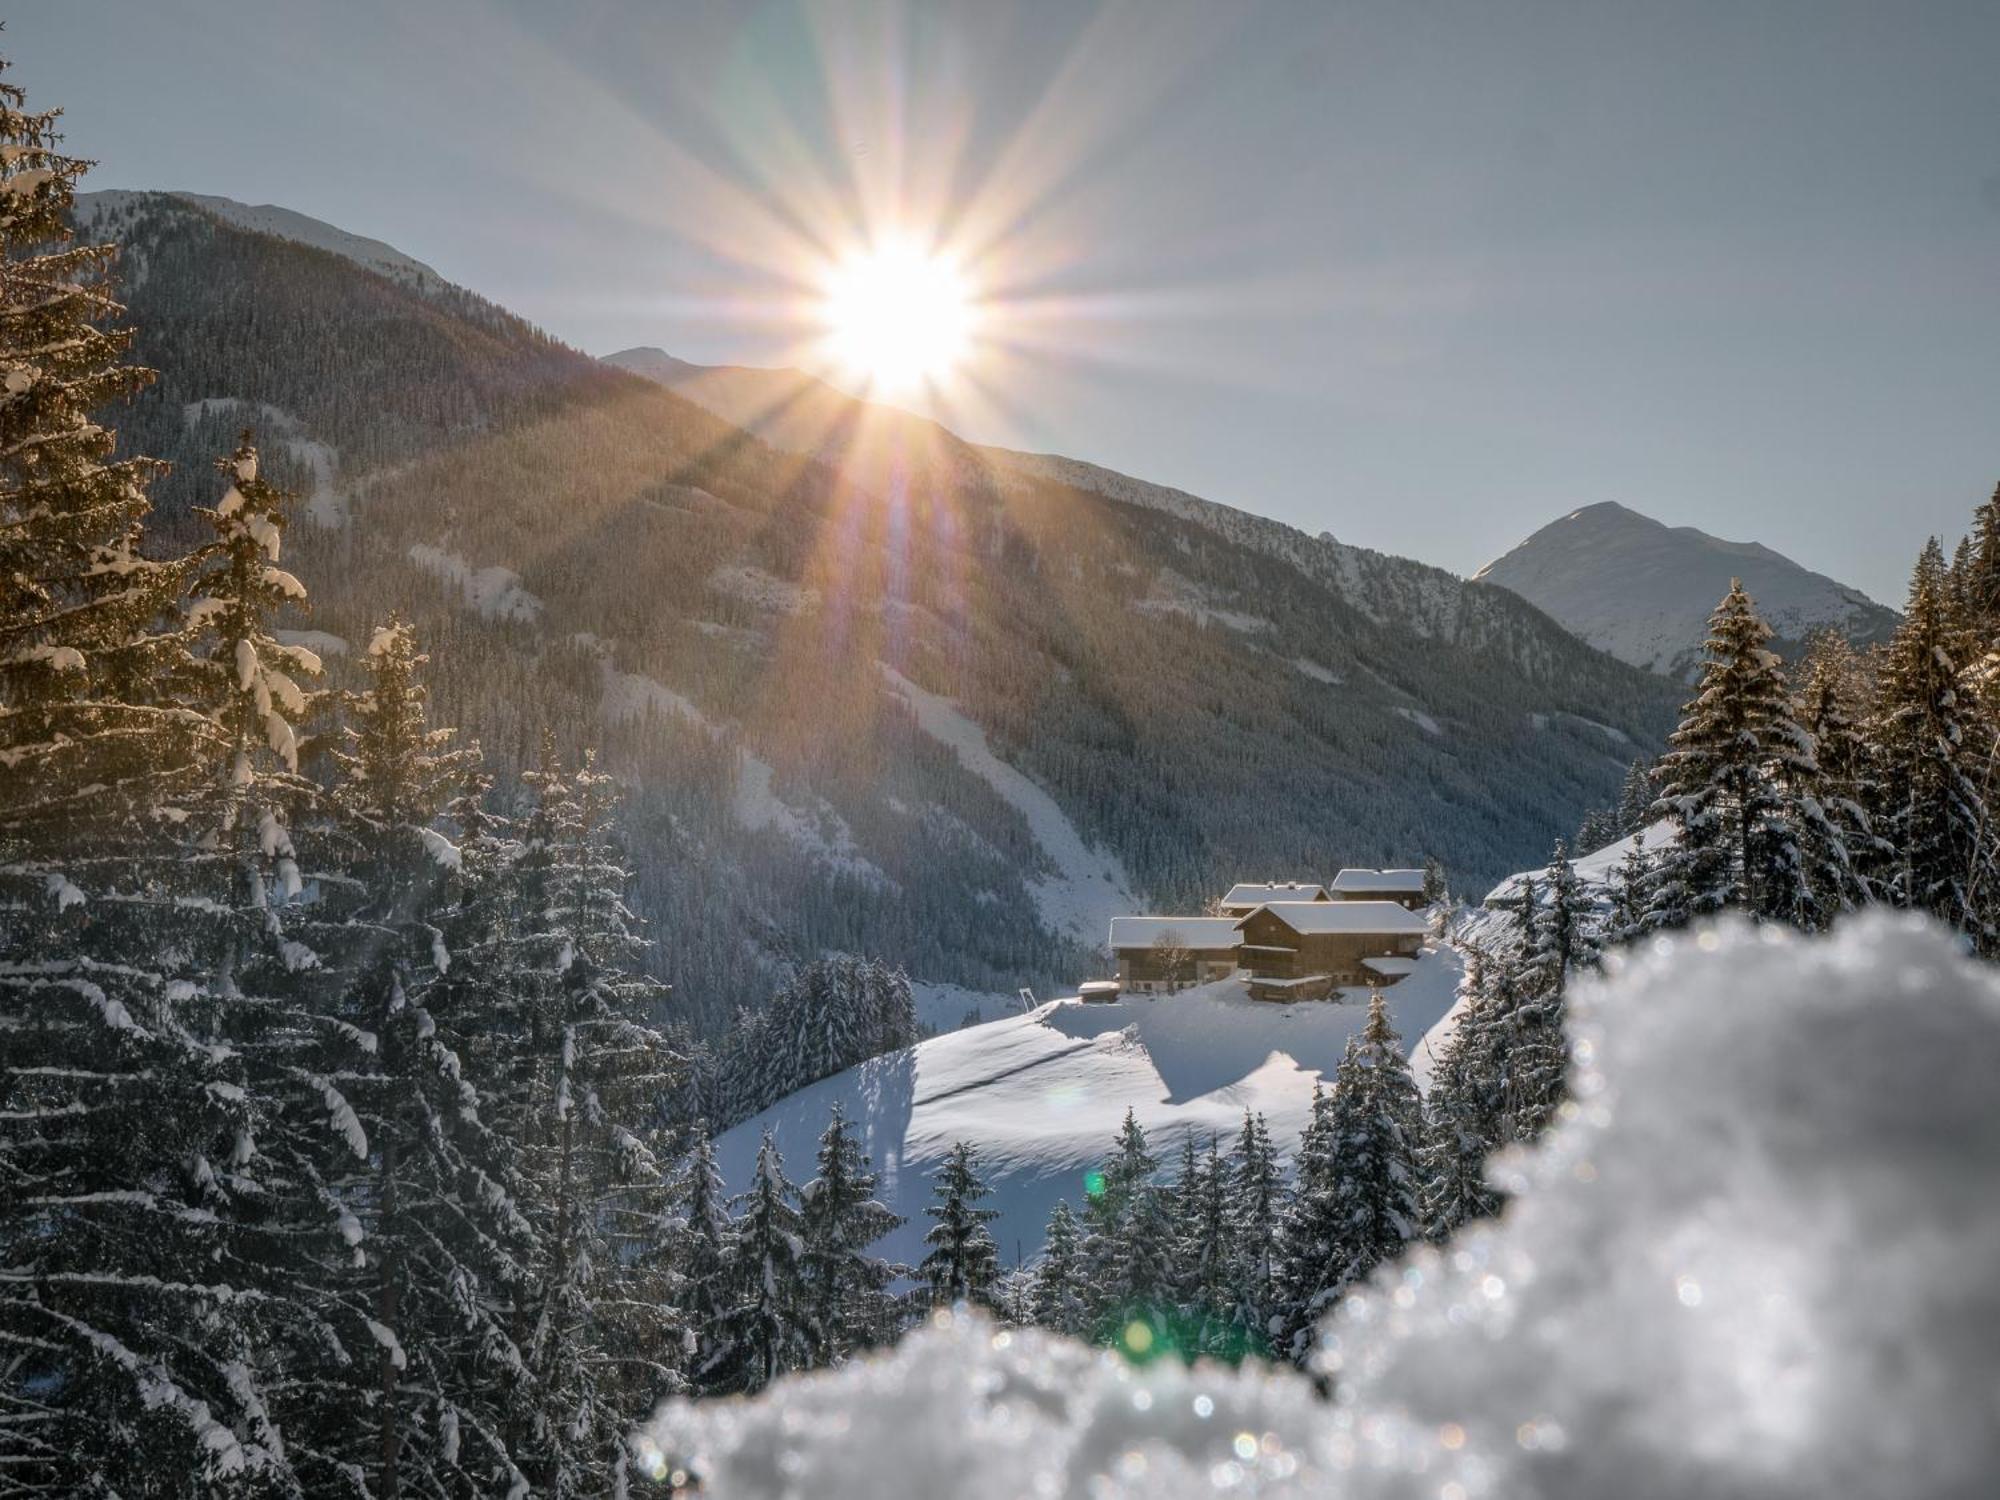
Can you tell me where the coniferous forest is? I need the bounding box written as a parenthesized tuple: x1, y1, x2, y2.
(5, 34, 2000, 1500)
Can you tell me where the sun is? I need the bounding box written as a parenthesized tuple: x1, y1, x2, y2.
(819, 236, 975, 392)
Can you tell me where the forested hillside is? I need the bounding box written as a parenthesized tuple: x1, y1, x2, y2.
(82, 191, 1679, 1027)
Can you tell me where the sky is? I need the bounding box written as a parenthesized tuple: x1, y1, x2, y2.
(13, 0, 2000, 605)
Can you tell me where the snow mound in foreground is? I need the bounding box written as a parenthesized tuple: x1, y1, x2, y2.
(641, 914, 2000, 1498)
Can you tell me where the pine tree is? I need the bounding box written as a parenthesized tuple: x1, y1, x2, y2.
(1963, 482, 2000, 626)
(1226, 1109, 1281, 1345)
(1312, 998, 1424, 1342)
(1176, 1135, 1240, 1357)
(1271, 1081, 1343, 1362)
(301, 620, 532, 1496)
(499, 746, 685, 1490)
(1078, 1109, 1175, 1345)
(919, 1141, 1001, 1309)
(1793, 631, 1879, 917)
(1604, 830, 1654, 946)
(0, 59, 192, 864)
(1028, 1200, 1090, 1337)
(1875, 541, 1996, 944)
(1649, 581, 1815, 925)
(1615, 759, 1656, 837)
(1417, 958, 1504, 1240)
(799, 1107, 903, 1362)
(1528, 841, 1597, 1000)
(669, 1124, 736, 1395)
(709, 1134, 812, 1394)
(0, 77, 290, 1486)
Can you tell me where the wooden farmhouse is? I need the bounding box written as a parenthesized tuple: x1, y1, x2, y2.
(1234, 900, 1428, 1001)
(1107, 916, 1241, 994)
(1328, 868, 1427, 909)
(1106, 869, 1434, 1002)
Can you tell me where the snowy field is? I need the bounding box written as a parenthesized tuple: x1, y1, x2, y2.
(715, 948, 1464, 1273)
(648, 913, 2000, 1498)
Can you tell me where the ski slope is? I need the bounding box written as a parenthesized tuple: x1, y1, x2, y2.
(714, 947, 1464, 1271)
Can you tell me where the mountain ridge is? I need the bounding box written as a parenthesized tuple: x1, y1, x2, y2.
(81, 189, 1681, 1027)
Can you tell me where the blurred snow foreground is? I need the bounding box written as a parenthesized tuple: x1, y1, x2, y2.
(637, 914, 2000, 1499)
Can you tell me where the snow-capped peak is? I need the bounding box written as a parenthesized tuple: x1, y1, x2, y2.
(1474, 500, 1899, 679)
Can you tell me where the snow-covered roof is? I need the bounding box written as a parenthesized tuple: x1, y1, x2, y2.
(1237, 900, 1429, 936)
(1108, 916, 1242, 951)
(1330, 867, 1426, 896)
(1222, 881, 1329, 906)
(1363, 955, 1420, 977)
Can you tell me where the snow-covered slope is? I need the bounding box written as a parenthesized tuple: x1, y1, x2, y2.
(714, 950, 1464, 1271)
(879, 666, 1136, 947)
(1475, 501, 1898, 679)
(77, 189, 445, 291)
(648, 914, 2000, 1500)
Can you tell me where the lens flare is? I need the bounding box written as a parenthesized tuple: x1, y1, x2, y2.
(820, 236, 975, 392)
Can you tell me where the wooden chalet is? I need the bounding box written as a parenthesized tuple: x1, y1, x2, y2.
(1108, 916, 1241, 994)
(1233, 900, 1428, 1002)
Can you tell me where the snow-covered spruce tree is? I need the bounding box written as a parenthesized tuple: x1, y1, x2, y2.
(1615, 758, 1656, 837)
(1793, 630, 1880, 916)
(1277, 999, 1423, 1364)
(1961, 481, 2000, 626)
(1418, 954, 1505, 1241)
(919, 1141, 1002, 1310)
(1078, 1109, 1175, 1346)
(1648, 581, 1818, 928)
(1603, 830, 1654, 947)
(1527, 841, 1597, 1001)
(1271, 1082, 1342, 1363)
(863, 956, 919, 1058)
(0, 85, 278, 1484)
(1323, 999, 1424, 1282)
(1875, 541, 1996, 946)
(708, 1133, 813, 1394)
(503, 745, 685, 1488)
(1028, 1200, 1090, 1337)
(1173, 1135, 1241, 1358)
(800, 1106, 903, 1363)
(1226, 1108, 1281, 1348)
(0, 59, 196, 868)
(668, 1123, 736, 1396)
(297, 620, 532, 1496)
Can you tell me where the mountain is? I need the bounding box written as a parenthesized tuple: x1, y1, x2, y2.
(1474, 501, 1899, 679)
(78, 190, 1681, 1030)
(715, 952, 1465, 1273)
(80, 189, 446, 291)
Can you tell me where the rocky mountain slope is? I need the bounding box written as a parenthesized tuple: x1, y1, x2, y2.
(80, 191, 1680, 1029)
(1475, 501, 1899, 679)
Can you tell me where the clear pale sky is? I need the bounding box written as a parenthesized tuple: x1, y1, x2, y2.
(14, 0, 1999, 605)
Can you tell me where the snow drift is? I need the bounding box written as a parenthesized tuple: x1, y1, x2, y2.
(642, 913, 2000, 1497)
